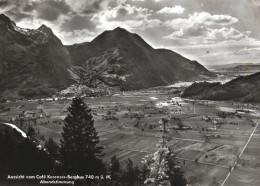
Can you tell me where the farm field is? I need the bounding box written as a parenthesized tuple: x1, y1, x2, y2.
(0, 93, 259, 186)
(225, 120, 260, 186)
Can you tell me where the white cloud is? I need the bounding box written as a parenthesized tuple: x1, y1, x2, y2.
(163, 11, 247, 44)
(214, 37, 260, 47)
(166, 12, 238, 29)
(207, 27, 249, 40)
(94, 18, 162, 31)
(164, 23, 208, 38)
(157, 6, 185, 14)
(234, 47, 260, 56)
(58, 28, 95, 44)
(189, 12, 238, 26)
(165, 26, 250, 45)
(131, 0, 163, 3)
(64, 0, 115, 15)
(91, 3, 162, 30)
(91, 4, 151, 22)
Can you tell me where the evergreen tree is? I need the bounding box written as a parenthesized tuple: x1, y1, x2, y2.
(27, 126, 36, 139)
(45, 138, 59, 171)
(107, 155, 122, 186)
(0, 130, 52, 174)
(133, 165, 141, 185)
(140, 164, 149, 183)
(0, 127, 53, 185)
(45, 138, 59, 161)
(122, 158, 136, 186)
(0, 129, 15, 177)
(60, 97, 104, 175)
(109, 155, 121, 179)
(13, 138, 53, 175)
(142, 117, 187, 186)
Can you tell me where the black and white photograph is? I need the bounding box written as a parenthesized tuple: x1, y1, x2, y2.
(0, 0, 260, 185)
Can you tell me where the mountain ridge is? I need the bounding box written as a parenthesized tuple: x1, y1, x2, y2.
(67, 27, 214, 90)
(181, 72, 260, 102)
(218, 64, 260, 72)
(0, 14, 72, 98)
(0, 14, 213, 98)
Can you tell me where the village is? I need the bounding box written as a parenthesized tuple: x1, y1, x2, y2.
(1, 86, 260, 185)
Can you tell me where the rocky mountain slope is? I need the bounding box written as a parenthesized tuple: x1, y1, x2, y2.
(67, 27, 214, 90)
(182, 72, 260, 102)
(0, 14, 72, 98)
(0, 14, 214, 98)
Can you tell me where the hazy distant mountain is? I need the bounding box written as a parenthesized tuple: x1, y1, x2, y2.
(0, 14, 72, 98)
(182, 72, 260, 102)
(207, 63, 260, 71)
(218, 64, 260, 72)
(67, 27, 214, 90)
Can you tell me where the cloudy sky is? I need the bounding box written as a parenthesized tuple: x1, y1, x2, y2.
(1, 0, 260, 66)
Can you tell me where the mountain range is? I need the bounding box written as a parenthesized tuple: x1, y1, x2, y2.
(181, 72, 260, 102)
(67, 27, 213, 90)
(0, 14, 213, 98)
(0, 14, 71, 98)
(206, 63, 260, 71)
(217, 64, 260, 73)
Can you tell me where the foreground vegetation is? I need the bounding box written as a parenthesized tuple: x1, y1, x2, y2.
(0, 97, 187, 185)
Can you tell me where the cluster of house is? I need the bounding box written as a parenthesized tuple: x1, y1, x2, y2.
(201, 116, 220, 131)
(10, 106, 52, 127)
(124, 112, 144, 119)
(102, 115, 118, 120)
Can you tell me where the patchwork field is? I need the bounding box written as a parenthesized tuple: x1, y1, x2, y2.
(0, 93, 259, 186)
(225, 121, 260, 186)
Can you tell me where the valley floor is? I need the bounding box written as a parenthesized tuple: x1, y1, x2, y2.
(1, 91, 260, 186)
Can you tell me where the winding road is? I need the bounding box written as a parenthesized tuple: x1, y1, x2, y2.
(0, 122, 27, 137)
